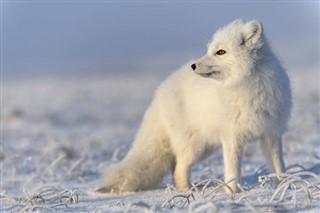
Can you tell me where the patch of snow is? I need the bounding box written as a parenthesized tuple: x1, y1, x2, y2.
(1, 67, 319, 212)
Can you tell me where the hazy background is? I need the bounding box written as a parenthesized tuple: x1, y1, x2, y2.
(2, 1, 319, 78)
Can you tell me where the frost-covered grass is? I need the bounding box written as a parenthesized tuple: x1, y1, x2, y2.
(162, 171, 320, 212)
(1, 69, 319, 212)
(2, 187, 79, 212)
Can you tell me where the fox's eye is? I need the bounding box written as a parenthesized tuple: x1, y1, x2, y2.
(216, 49, 226, 55)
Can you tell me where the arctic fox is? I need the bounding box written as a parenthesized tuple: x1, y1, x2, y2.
(98, 19, 292, 194)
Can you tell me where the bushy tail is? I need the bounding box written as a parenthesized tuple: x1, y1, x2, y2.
(97, 108, 173, 193)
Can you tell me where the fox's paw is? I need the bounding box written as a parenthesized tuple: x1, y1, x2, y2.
(174, 184, 190, 193)
(95, 183, 123, 194)
(96, 178, 137, 194)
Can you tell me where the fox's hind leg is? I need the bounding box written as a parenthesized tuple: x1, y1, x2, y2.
(173, 154, 193, 192)
(171, 132, 201, 192)
(260, 135, 285, 185)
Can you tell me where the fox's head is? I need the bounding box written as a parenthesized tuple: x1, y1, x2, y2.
(192, 19, 266, 87)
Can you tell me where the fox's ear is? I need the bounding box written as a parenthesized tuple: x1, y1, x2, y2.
(241, 20, 263, 46)
(232, 19, 246, 25)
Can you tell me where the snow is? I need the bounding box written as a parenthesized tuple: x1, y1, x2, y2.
(1, 67, 319, 212)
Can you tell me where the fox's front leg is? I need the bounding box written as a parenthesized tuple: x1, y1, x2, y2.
(222, 139, 243, 194)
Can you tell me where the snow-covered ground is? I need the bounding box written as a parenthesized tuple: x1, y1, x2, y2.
(1, 66, 319, 212)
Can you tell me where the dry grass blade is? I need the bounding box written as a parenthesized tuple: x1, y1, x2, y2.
(269, 172, 319, 203)
(17, 186, 79, 212)
(189, 178, 236, 200)
(201, 178, 236, 200)
(162, 192, 195, 209)
(0, 193, 17, 204)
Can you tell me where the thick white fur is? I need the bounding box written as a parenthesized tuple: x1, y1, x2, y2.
(98, 19, 292, 194)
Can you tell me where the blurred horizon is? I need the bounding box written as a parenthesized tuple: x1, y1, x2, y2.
(1, 1, 319, 78)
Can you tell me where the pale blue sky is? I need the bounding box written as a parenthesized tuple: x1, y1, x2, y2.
(2, 1, 319, 76)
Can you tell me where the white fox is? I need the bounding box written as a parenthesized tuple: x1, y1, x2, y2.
(98, 19, 292, 194)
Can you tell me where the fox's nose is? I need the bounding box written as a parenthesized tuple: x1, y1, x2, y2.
(191, 64, 196, 71)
